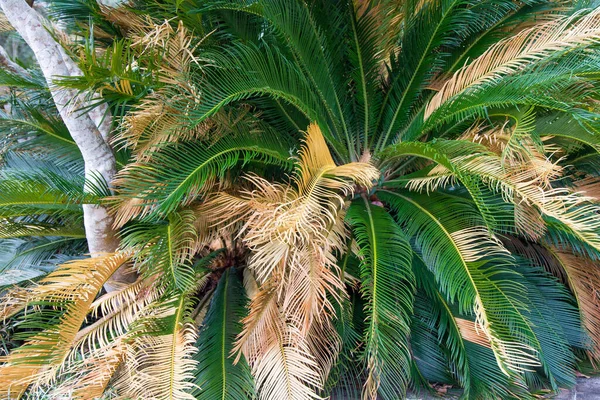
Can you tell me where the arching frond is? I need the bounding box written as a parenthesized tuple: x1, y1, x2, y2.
(120, 210, 198, 290)
(113, 122, 294, 222)
(425, 8, 600, 118)
(70, 277, 164, 356)
(346, 198, 414, 400)
(383, 139, 600, 247)
(0, 167, 87, 220)
(55, 339, 127, 399)
(116, 293, 198, 400)
(193, 268, 256, 399)
(411, 257, 529, 399)
(0, 237, 87, 287)
(0, 253, 130, 397)
(380, 190, 540, 376)
(234, 276, 324, 400)
(535, 112, 600, 152)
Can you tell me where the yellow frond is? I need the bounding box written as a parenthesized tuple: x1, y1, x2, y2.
(296, 123, 379, 197)
(0, 253, 131, 396)
(71, 277, 162, 356)
(116, 295, 198, 400)
(251, 327, 323, 400)
(553, 251, 600, 361)
(51, 339, 127, 400)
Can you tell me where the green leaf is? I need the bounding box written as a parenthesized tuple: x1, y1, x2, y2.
(117, 124, 294, 217)
(411, 255, 532, 400)
(193, 268, 256, 399)
(121, 210, 198, 291)
(379, 190, 540, 377)
(346, 197, 414, 400)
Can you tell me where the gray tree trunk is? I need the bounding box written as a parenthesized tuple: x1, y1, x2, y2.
(0, 0, 133, 290)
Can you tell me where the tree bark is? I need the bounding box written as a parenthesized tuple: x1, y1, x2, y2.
(0, 0, 133, 290)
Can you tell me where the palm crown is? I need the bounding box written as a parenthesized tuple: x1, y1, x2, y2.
(2, 0, 600, 399)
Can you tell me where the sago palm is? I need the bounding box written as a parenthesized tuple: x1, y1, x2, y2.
(2, 0, 600, 399)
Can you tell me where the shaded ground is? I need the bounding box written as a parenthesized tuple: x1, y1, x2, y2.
(404, 378, 600, 399)
(554, 377, 600, 400)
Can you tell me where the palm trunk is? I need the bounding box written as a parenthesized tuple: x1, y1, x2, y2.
(0, 0, 133, 290)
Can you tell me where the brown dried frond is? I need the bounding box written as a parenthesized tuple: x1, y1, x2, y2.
(502, 236, 568, 283)
(352, 0, 404, 76)
(574, 176, 600, 201)
(112, 20, 210, 156)
(208, 123, 379, 398)
(99, 3, 149, 35)
(456, 318, 492, 348)
(0, 13, 13, 33)
(234, 275, 324, 400)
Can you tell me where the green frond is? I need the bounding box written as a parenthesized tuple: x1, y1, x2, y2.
(347, 1, 383, 150)
(193, 268, 256, 399)
(410, 298, 455, 389)
(346, 197, 414, 400)
(0, 101, 72, 144)
(325, 291, 364, 400)
(422, 52, 600, 136)
(411, 256, 471, 392)
(0, 218, 85, 239)
(411, 254, 532, 400)
(380, 190, 541, 376)
(196, 0, 352, 155)
(0, 238, 87, 287)
(59, 38, 154, 109)
(114, 124, 294, 219)
(120, 210, 199, 291)
(375, 0, 475, 149)
(0, 68, 45, 90)
(515, 261, 582, 390)
(542, 250, 600, 360)
(0, 168, 87, 220)
(535, 111, 600, 152)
